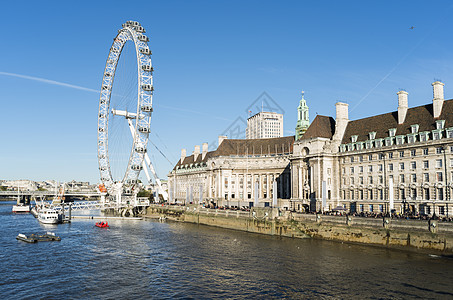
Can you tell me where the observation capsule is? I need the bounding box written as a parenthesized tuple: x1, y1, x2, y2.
(139, 48, 152, 55)
(137, 34, 149, 42)
(138, 127, 150, 133)
(142, 65, 153, 72)
(135, 146, 147, 153)
(142, 84, 154, 91)
(141, 105, 153, 112)
(131, 165, 143, 171)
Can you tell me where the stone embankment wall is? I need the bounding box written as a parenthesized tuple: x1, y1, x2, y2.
(146, 205, 453, 254)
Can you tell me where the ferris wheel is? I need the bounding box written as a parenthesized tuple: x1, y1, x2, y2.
(97, 20, 154, 196)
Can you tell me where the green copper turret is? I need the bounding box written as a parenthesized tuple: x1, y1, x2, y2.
(295, 91, 310, 140)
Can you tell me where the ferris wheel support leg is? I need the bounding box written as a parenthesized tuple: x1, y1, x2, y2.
(126, 119, 168, 202)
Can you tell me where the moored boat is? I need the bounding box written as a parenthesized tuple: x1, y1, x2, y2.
(38, 208, 61, 224)
(16, 232, 61, 243)
(12, 204, 31, 213)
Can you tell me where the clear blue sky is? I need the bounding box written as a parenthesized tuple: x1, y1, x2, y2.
(1, 0, 453, 184)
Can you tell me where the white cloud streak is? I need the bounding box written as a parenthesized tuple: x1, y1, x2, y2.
(0, 71, 100, 93)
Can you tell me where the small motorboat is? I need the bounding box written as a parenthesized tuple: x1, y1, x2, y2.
(95, 221, 109, 228)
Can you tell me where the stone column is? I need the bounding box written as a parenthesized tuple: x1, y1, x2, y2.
(267, 174, 271, 199)
(298, 166, 303, 199)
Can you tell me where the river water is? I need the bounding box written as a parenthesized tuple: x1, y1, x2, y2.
(1, 201, 453, 299)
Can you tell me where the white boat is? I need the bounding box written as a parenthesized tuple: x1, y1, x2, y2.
(12, 204, 31, 213)
(38, 208, 61, 224)
(12, 185, 30, 213)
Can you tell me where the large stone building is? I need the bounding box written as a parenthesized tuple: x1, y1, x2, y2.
(168, 135, 294, 208)
(246, 111, 283, 139)
(291, 81, 453, 216)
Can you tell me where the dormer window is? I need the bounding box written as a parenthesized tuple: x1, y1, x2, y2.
(436, 120, 445, 130)
(351, 135, 358, 143)
(389, 128, 396, 137)
(396, 135, 404, 145)
(446, 127, 453, 139)
(411, 124, 419, 133)
(385, 137, 393, 147)
(407, 134, 416, 144)
(369, 132, 376, 140)
(419, 131, 429, 142)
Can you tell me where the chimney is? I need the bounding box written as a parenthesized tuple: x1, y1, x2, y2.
(432, 81, 445, 118)
(333, 102, 349, 142)
(397, 90, 408, 124)
(202, 142, 208, 159)
(180, 148, 186, 163)
(193, 145, 200, 161)
(218, 135, 227, 147)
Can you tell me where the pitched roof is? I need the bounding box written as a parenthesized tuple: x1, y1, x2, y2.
(341, 99, 453, 144)
(300, 115, 336, 140)
(214, 136, 294, 157)
(171, 136, 295, 171)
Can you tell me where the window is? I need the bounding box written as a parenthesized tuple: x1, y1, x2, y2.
(359, 177, 364, 184)
(399, 163, 405, 170)
(389, 175, 393, 182)
(436, 159, 443, 168)
(351, 135, 358, 143)
(389, 128, 396, 137)
(369, 189, 373, 200)
(359, 155, 363, 162)
(343, 177, 346, 185)
(350, 177, 354, 185)
(411, 149, 416, 156)
(411, 174, 416, 183)
(436, 147, 443, 154)
(379, 189, 383, 200)
(411, 188, 417, 199)
(411, 162, 416, 169)
(388, 152, 393, 159)
(369, 154, 373, 161)
(423, 148, 429, 155)
(399, 151, 404, 158)
(423, 161, 429, 169)
(433, 131, 441, 140)
(379, 175, 383, 184)
(388, 163, 393, 171)
(369, 204, 374, 212)
(424, 188, 430, 200)
(350, 156, 354, 163)
(396, 136, 404, 145)
(411, 124, 419, 133)
(400, 174, 405, 183)
(369, 132, 376, 140)
(368, 176, 373, 184)
(368, 165, 373, 172)
(350, 167, 354, 174)
(342, 167, 345, 174)
(438, 188, 444, 200)
(378, 164, 383, 172)
(379, 205, 384, 213)
(424, 173, 429, 182)
(436, 120, 445, 130)
(437, 172, 443, 182)
(360, 204, 364, 212)
(379, 153, 384, 160)
(451, 158, 453, 168)
(360, 190, 364, 200)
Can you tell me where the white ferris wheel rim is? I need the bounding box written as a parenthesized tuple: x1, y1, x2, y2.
(97, 20, 153, 193)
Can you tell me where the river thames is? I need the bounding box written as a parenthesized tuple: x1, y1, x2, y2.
(1, 201, 453, 299)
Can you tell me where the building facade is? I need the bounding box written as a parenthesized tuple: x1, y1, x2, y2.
(246, 111, 283, 139)
(168, 136, 294, 208)
(291, 81, 453, 216)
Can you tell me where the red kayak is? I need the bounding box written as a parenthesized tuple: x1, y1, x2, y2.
(95, 221, 109, 228)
